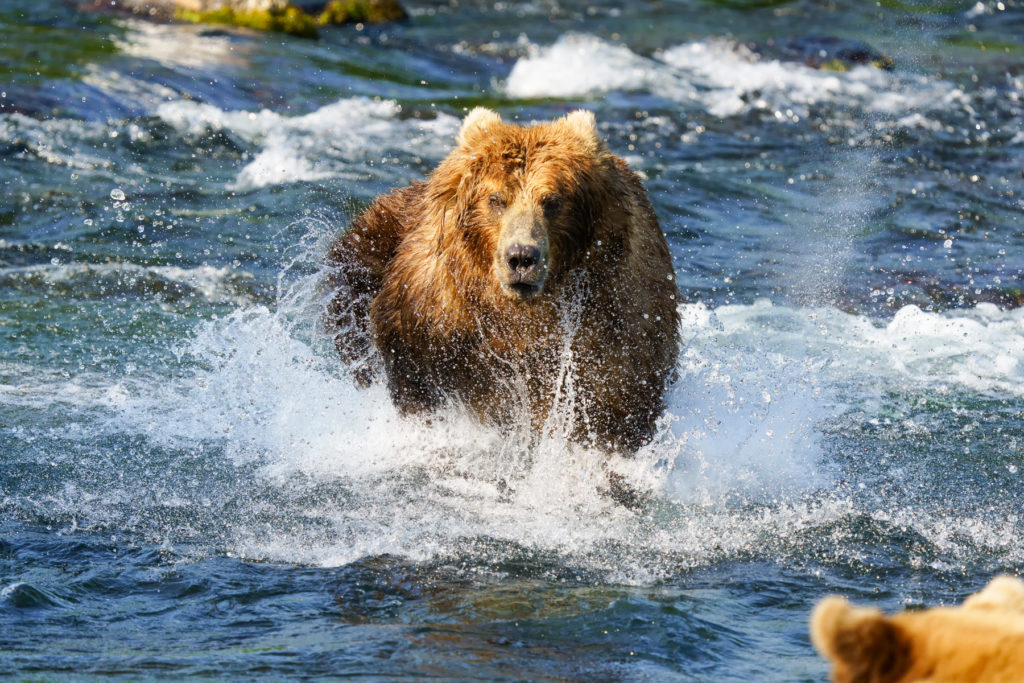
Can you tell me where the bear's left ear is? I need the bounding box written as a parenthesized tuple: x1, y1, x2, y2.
(810, 596, 911, 682)
(457, 107, 503, 148)
(558, 110, 605, 154)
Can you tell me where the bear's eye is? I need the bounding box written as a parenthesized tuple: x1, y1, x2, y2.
(488, 194, 506, 210)
(541, 194, 563, 217)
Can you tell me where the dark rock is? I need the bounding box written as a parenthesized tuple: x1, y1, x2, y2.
(748, 36, 895, 71)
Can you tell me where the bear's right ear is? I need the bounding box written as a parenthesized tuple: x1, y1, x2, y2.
(457, 107, 503, 148)
(963, 575, 1024, 613)
(810, 596, 911, 683)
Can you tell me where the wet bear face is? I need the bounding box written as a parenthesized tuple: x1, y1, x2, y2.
(433, 108, 611, 302)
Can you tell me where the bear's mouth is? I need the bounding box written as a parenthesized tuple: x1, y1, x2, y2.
(507, 281, 541, 299)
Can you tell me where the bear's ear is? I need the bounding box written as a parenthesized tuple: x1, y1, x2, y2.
(558, 110, 604, 154)
(457, 107, 503, 148)
(810, 596, 911, 683)
(963, 575, 1024, 613)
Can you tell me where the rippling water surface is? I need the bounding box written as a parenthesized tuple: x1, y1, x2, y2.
(2, 0, 1023, 679)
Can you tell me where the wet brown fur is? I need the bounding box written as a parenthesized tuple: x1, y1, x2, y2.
(324, 109, 680, 452)
(811, 575, 1024, 683)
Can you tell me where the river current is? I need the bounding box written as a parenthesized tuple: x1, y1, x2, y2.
(2, 0, 1023, 679)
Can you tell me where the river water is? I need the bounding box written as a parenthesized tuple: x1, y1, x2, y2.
(2, 0, 1023, 679)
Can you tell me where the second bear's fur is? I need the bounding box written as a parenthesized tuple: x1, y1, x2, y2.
(811, 575, 1024, 683)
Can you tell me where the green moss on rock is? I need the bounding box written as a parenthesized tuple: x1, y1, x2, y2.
(175, 0, 406, 38)
(317, 0, 406, 25)
(176, 6, 318, 37)
(817, 55, 894, 73)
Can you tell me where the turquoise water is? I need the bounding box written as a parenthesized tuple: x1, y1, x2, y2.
(2, 0, 1023, 679)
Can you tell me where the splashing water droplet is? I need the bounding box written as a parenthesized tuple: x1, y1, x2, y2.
(110, 188, 126, 201)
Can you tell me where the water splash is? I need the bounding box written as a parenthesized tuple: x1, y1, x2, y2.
(104, 253, 806, 572)
(6, 214, 1024, 580)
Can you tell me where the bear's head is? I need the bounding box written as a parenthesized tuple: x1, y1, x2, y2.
(427, 108, 617, 302)
(811, 575, 1024, 683)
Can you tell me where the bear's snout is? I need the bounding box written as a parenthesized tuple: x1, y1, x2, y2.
(496, 208, 548, 300)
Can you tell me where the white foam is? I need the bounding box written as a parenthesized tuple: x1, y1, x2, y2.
(0, 113, 125, 170)
(660, 39, 877, 119)
(0, 582, 27, 601)
(866, 303, 1024, 396)
(504, 33, 681, 100)
(506, 34, 961, 125)
(156, 97, 460, 189)
(0, 262, 257, 304)
(695, 300, 1024, 399)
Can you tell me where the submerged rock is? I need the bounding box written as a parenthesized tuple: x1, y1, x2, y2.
(747, 36, 895, 71)
(94, 0, 407, 37)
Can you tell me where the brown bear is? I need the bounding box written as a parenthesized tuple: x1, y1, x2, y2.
(810, 575, 1024, 683)
(323, 107, 680, 452)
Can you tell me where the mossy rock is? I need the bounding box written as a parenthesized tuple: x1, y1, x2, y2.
(175, 0, 406, 38)
(176, 6, 317, 37)
(317, 0, 407, 25)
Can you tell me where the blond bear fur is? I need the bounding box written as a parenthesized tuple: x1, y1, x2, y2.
(324, 108, 680, 451)
(811, 575, 1024, 683)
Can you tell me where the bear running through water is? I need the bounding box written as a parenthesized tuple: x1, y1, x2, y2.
(324, 108, 680, 453)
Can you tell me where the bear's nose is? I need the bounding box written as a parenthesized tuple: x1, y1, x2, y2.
(505, 244, 540, 276)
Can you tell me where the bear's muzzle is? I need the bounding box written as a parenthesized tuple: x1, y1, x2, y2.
(496, 207, 548, 300)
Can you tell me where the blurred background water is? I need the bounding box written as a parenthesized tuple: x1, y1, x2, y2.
(2, 0, 1023, 679)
